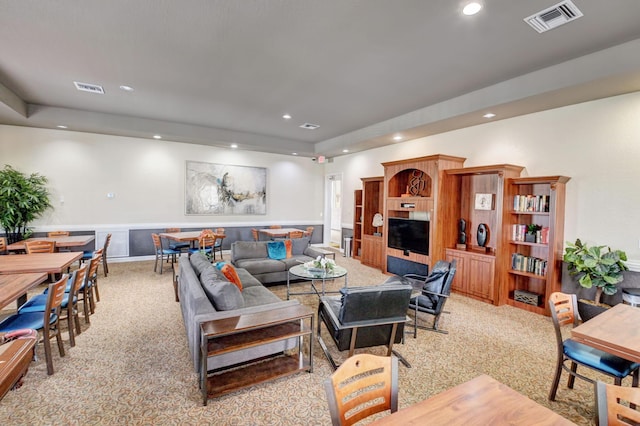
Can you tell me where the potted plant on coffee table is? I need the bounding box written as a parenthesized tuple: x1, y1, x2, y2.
(0, 165, 52, 244)
(563, 238, 628, 320)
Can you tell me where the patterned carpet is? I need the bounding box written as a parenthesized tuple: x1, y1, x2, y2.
(0, 252, 609, 425)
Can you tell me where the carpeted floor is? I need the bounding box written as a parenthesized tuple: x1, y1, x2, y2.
(0, 252, 610, 425)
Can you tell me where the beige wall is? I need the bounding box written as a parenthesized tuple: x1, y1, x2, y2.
(326, 91, 640, 266)
(0, 126, 325, 229)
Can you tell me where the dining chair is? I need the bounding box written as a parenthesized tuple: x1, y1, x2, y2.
(548, 292, 639, 401)
(189, 229, 216, 261)
(78, 252, 102, 321)
(47, 231, 69, 237)
(0, 276, 67, 375)
(288, 230, 304, 239)
(251, 228, 260, 241)
(324, 354, 399, 426)
(269, 225, 282, 229)
(165, 227, 190, 253)
(0, 237, 6, 254)
(596, 381, 640, 425)
(304, 226, 314, 238)
(152, 233, 180, 274)
(19, 264, 88, 347)
(88, 248, 103, 303)
(25, 240, 56, 253)
(213, 227, 225, 260)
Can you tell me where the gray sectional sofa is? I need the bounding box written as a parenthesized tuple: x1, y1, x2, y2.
(230, 236, 324, 284)
(177, 252, 300, 373)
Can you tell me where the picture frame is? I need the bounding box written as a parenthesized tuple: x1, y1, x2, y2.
(474, 193, 494, 210)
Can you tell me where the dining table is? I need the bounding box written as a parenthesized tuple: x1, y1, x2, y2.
(0, 252, 82, 276)
(258, 228, 305, 239)
(368, 374, 576, 425)
(571, 302, 640, 363)
(0, 272, 48, 309)
(159, 230, 226, 248)
(6, 235, 95, 252)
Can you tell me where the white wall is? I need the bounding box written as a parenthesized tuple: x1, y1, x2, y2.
(0, 126, 325, 229)
(326, 91, 640, 264)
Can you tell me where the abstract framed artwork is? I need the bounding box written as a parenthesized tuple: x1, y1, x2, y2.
(474, 193, 494, 210)
(185, 161, 267, 215)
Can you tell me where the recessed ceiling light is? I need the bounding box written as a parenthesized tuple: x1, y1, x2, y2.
(282, 114, 292, 120)
(342, 149, 349, 153)
(119, 85, 134, 92)
(56, 125, 68, 129)
(463, 2, 482, 15)
(153, 135, 162, 139)
(292, 152, 298, 156)
(393, 135, 403, 141)
(230, 144, 238, 149)
(483, 113, 496, 118)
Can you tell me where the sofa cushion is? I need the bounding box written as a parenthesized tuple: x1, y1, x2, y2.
(221, 264, 243, 291)
(236, 268, 263, 289)
(200, 265, 226, 283)
(241, 286, 283, 308)
(291, 237, 310, 255)
(231, 241, 268, 261)
(280, 255, 313, 270)
(267, 241, 287, 260)
(191, 253, 213, 276)
(202, 279, 245, 311)
(234, 258, 287, 275)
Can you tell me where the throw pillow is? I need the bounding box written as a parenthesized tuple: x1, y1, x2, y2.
(221, 263, 243, 291)
(202, 279, 244, 311)
(266, 241, 286, 260)
(214, 261, 227, 271)
(284, 239, 293, 258)
(191, 253, 213, 276)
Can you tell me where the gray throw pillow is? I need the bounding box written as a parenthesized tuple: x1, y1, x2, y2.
(291, 237, 310, 255)
(200, 265, 226, 283)
(191, 253, 213, 276)
(202, 279, 245, 311)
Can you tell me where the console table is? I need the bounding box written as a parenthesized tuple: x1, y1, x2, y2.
(199, 304, 314, 405)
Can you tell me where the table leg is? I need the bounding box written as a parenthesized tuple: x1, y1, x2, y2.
(286, 271, 291, 300)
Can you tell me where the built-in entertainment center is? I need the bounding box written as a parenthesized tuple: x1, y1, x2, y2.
(354, 154, 569, 316)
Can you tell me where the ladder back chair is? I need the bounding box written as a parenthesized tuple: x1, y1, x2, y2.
(596, 381, 640, 425)
(152, 233, 180, 274)
(25, 240, 56, 253)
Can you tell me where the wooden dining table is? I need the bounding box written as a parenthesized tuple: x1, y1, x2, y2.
(258, 228, 304, 238)
(159, 230, 225, 243)
(571, 302, 640, 363)
(6, 235, 95, 252)
(0, 252, 82, 276)
(0, 272, 48, 309)
(369, 374, 575, 425)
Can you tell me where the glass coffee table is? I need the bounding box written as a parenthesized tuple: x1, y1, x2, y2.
(287, 264, 348, 300)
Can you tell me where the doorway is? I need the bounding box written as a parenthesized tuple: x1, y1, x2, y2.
(324, 173, 342, 249)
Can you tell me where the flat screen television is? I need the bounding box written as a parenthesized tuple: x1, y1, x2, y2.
(387, 218, 430, 255)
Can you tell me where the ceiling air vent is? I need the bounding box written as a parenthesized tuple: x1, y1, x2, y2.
(299, 123, 320, 130)
(73, 81, 105, 94)
(524, 0, 583, 33)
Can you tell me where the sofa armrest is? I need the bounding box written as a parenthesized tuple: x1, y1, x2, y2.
(304, 246, 326, 259)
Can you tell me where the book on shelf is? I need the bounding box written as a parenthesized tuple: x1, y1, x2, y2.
(513, 194, 550, 213)
(511, 224, 546, 244)
(511, 253, 547, 276)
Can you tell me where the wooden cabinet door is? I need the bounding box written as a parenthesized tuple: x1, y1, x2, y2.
(362, 235, 383, 269)
(445, 249, 468, 293)
(468, 255, 495, 301)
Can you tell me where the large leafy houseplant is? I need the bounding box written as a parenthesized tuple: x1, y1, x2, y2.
(0, 165, 52, 244)
(563, 238, 628, 305)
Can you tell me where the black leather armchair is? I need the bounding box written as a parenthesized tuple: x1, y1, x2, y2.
(317, 283, 412, 370)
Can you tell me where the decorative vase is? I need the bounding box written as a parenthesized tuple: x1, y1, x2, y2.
(477, 224, 488, 247)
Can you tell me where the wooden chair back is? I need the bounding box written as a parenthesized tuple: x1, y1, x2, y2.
(165, 228, 181, 233)
(251, 229, 259, 241)
(324, 354, 398, 426)
(597, 381, 640, 425)
(47, 231, 69, 237)
(151, 233, 163, 251)
(42, 276, 68, 374)
(0, 237, 6, 254)
(269, 225, 282, 229)
(288, 230, 304, 239)
(101, 233, 112, 276)
(198, 229, 216, 250)
(25, 240, 56, 253)
(305, 226, 314, 237)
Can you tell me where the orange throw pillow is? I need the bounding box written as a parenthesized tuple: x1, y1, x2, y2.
(284, 239, 293, 258)
(221, 264, 243, 291)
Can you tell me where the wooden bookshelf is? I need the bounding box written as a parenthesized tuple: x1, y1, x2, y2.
(359, 177, 384, 269)
(353, 189, 363, 260)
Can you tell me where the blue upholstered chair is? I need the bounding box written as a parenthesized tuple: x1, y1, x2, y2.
(19, 264, 88, 347)
(0, 276, 68, 375)
(79, 233, 111, 277)
(152, 233, 180, 274)
(548, 292, 639, 401)
(164, 228, 190, 253)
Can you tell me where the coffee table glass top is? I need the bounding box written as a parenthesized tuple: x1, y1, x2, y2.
(289, 264, 347, 280)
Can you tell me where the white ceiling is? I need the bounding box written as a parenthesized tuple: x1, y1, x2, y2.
(1, 0, 640, 158)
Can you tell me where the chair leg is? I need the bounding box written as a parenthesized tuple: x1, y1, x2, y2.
(548, 361, 563, 401)
(74, 309, 82, 336)
(414, 305, 418, 338)
(93, 278, 100, 302)
(43, 328, 54, 375)
(55, 328, 65, 358)
(67, 314, 76, 347)
(103, 256, 109, 277)
(568, 361, 577, 389)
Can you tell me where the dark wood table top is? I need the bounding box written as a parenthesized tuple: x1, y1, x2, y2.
(369, 374, 575, 425)
(0, 252, 82, 275)
(0, 273, 48, 310)
(159, 231, 225, 242)
(7, 235, 95, 251)
(259, 228, 304, 237)
(571, 303, 640, 363)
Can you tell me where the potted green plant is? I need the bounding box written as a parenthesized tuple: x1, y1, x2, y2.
(563, 238, 628, 319)
(525, 224, 542, 243)
(0, 165, 52, 244)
